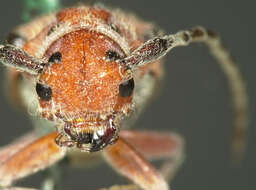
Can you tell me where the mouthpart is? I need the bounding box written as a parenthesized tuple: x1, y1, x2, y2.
(55, 116, 119, 152)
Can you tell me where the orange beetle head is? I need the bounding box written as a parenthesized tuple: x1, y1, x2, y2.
(36, 30, 134, 151)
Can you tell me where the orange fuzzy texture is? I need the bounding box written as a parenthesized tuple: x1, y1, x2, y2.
(56, 7, 111, 24)
(19, 6, 163, 124)
(0, 132, 63, 183)
(40, 30, 132, 118)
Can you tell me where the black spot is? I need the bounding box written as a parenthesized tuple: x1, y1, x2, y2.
(47, 24, 60, 36)
(90, 120, 117, 152)
(157, 38, 169, 50)
(6, 33, 25, 46)
(48, 52, 62, 63)
(110, 23, 121, 34)
(191, 28, 204, 39)
(106, 50, 121, 61)
(119, 78, 135, 97)
(107, 16, 121, 35)
(207, 29, 217, 38)
(90, 137, 104, 152)
(47, 26, 55, 36)
(36, 83, 52, 101)
(149, 70, 156, 76)
(79, 133, 93, 144)
(182, 32, 190, 42)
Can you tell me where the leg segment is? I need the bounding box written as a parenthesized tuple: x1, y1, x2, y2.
(103, 136, 176, 190)
(0, 132, 38, 165)
(0, 132, 66, 187)
(120, 26, 248, 160)
(101, 130, 184, 190)
(119, 130, 184, 181)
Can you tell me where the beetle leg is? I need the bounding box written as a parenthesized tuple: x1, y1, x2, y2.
(119, 130, 184, 181)
(0, 131, 38, 164)
(101, 130, 184, 190)
(0, 132, 66, 187)
(103, 138, 170, 190)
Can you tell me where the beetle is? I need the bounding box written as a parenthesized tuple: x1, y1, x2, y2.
(0, 3, 249, 190)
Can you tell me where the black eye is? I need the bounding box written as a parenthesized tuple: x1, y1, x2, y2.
(106, 50, 121, 61)
(119, 78, 135, 97)
(48, 52, 62, 63)
(36, 83, 52, 101)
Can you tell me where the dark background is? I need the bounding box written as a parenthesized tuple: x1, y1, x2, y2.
(0, 0, 255, 189)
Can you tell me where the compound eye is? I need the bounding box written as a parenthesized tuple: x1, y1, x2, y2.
(36, 83, 52, 101)
(119, 78, 135, 97)
(48, 52, 62, 63)
(106, 50, 121, 61)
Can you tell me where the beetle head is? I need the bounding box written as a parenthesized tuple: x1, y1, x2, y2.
(36, 30, 134, 151)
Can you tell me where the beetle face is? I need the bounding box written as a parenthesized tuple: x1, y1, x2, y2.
(37, 30, 134, 151)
